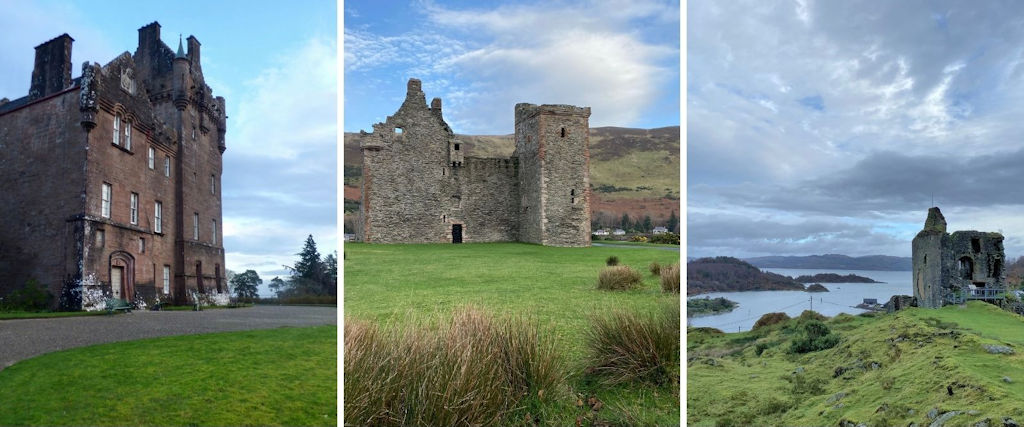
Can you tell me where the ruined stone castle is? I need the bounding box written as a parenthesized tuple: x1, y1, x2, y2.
(357, 79, 591, 246)
(0, 22, 227, 310)
(912, 207, 1006, 308)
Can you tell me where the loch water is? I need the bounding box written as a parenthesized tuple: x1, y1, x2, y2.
(687, 268, 912, 332)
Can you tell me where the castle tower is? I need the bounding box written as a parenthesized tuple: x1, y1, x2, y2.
(514, 103, 591, 247)
(912, 207, 949, 308)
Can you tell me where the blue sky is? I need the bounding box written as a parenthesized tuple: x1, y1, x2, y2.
(344, 0, 680, 135)
(689, 0, 1024, 259)
(0, 0, 337, 296)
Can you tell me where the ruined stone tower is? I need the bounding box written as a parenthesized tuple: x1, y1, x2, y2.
(358, 78, 591, 247)
(0, 22, 227, 310)
(912, 207, 1006, 308)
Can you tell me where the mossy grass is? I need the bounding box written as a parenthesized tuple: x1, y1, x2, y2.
(688, 302, 1024, 426)
(0, 326, 336, 426)
(344, 242, 680, 425)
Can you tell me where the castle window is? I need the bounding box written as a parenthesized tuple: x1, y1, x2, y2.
(113, 115, 121, 145)
(210, 174, 216, 194)
(212, 219, 217, 245)
(162, 265, 170, 294)
(124, 121, 132, 150)
(561, 127, 566, 138)
(454, 143, 460, 151)
(971, 238, 981, 253)
(923, 254, 927, 265)
(95, 229, 105, 247)
(101, 183, 112, 218)
(130, 192, 139, 224)
(192, 128, 197, 140)
(442, 168, 445, 176)
(148, 147, 155, 169)
(139, 237, 145, 253)
(992, 258, 1003, 278)
(959, 257, 974, 280)
(154, 201, 163, 233)
(193, 213, 199, 240)
(395, 127, 403, 134)
(164, 156, 171, 177)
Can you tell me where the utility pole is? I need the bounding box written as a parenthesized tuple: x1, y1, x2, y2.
(810, 294, 813, 312)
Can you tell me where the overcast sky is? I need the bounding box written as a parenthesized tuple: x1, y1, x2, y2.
(688, 0, 1024, 260)
(0, 0, 337, 296)
(344, 0, 680, 135)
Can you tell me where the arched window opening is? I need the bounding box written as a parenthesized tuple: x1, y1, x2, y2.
(959, 257, 974, 280)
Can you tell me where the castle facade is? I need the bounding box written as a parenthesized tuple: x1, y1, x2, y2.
(912, 207, 1006, 308)
(357, 79, 591, 246)
(0, 22, 227, 309)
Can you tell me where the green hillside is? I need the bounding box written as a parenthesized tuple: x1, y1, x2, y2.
(688, 302, 1024, 426)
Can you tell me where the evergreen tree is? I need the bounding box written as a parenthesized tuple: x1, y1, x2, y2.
(642, 215, 653, 232)
(667, 211, 679, 233)
(322, 252, 338, 296)
(620, 213, 631, 231)
(287, 235, 326, 296)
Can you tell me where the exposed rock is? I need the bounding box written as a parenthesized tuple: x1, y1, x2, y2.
(826, 392, 846, 404)
(928, 408, 940, 420)
(974, 419, 991, 427)
(793, 366, 805, 374)
(929, 411, 961, 427)
(885, 295, 918, 313)
(1004, 417, 1019, 427)
(983, 344, 1014, 355)
(1003, 376, 1013, 383)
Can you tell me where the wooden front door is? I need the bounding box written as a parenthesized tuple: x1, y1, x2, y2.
(452, 224, 463, 244)
(111, 266, 124, 299)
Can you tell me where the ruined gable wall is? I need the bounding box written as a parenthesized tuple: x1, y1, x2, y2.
(948, 231, 1005, 291)
(0, 89, 87, 303)
(454, 156, 519, 242)
(361, 80, 448, 243)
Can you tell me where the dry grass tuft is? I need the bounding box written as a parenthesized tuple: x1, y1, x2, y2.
(585, 301, 680, 385)
(660, 263, 680, 293)
(596, 266, 643, 291)
(344, 307, 568, 426)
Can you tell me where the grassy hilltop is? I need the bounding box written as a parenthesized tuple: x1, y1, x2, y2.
(688, 302, 1024, 426)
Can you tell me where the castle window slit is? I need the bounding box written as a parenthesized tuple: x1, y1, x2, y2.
(561, 127, 566, 137)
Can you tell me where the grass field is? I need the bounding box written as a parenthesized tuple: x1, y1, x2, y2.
(0, 325, 336, 426)
(688, 302, 1024, 426)
(343, 242, 680, 425)
(0, 310, 108, 320)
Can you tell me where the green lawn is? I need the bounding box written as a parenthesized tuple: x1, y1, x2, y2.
(687, 302, 1024, 426)
(343, 242, 680, 425)
(0, 326, 336, 426)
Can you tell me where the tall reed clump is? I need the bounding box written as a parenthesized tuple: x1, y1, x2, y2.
(660, 263, 680, 293)
(584, 301, 680, 385)
(596, 265, 643, 290)
(344, 307, 568, 426)
(649, 261, 662, 276)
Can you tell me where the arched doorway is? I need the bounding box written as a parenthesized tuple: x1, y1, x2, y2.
(110, 251, 135, 301)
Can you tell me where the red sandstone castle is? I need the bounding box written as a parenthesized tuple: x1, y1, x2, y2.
(0, 22, 227, 310)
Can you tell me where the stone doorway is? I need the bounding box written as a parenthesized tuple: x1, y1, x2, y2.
(452, 224, 463, 243)
(109, 251, 135, 301)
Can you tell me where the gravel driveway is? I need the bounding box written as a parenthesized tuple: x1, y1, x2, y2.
(0, 305, 336, 370)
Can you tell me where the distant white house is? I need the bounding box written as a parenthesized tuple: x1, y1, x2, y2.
(613, 229, 626, 235)
(343, 233, 356, 242)
(592, 229, 610, 236)
(652, 226, 668, 234)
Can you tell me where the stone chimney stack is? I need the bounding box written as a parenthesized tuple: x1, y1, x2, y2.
(29, 34, 74, 100)
(186, 35, 202, 73)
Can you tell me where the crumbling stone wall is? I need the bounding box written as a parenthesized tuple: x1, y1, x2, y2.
(912, 207, 1006, 308)
(359, 79, 592, 247)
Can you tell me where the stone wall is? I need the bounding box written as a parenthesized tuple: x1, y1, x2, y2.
(514, 104, 544, 244)
(912, 207, 1006, 308)
(457, 156, 519, 242)
(0, 89, 86, 303)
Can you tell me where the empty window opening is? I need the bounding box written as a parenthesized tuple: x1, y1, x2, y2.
(395, 127, 404, 134)
(442, 168, 445, 176)
(443, 215, 446, 222)
(959, 257, 974, 280)
(971, 238, 981, 253)
(561, 127, 566, 137)
(992, 258, 1003, 278)
(454, 143, 460, 151)
(193, 213, 199, 240)
(923, 254, 927, 265)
